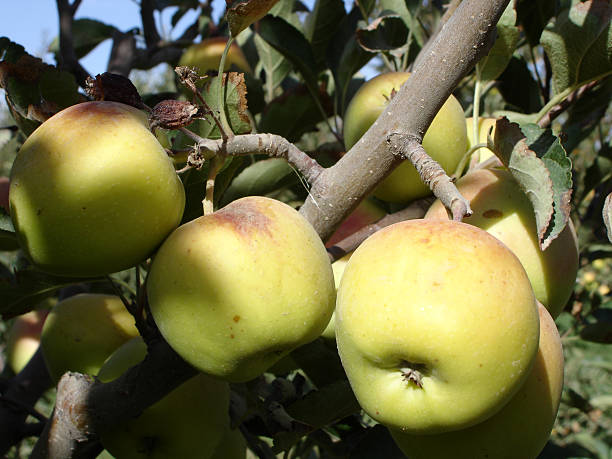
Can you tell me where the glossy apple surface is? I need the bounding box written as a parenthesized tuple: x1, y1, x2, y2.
(465, 116, 497, 163)
(9, 101, 185, 277)
(98, 337, 231, 459)
(336, 219, 539, 434)
(343, 72, 468, 203)
(390, 302, 564, 458)
(147, 196, 336, 382)
(5, 308, 49, 373)
(425, 168, 579, 318)
(40, 293, 139, 382)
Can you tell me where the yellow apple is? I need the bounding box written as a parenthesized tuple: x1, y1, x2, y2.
(178, 37, 251, 87)
(5, 308, 49, 373)
(40, 293, 139, 383)
(343, 72, 468, 203)
(390, 302, 564, 459)
(425, 168, 579, 318)
(465, 116, 497, 163)
(320, 251, 352, 340)
(336, 219, 539, 434)
(98, 337, 231, 459)
(9, 101, 185, 277)
(147, 196, 336, 382)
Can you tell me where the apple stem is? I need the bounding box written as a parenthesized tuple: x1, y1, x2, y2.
(203, 155, 225, 215)
(400, 362, 427, 389)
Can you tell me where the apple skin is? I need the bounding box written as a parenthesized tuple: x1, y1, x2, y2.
(390, 302, 564, 459)
(465, 116, 497, 163)
(5, 308, 49, 373)
(40, 293, 139, 383)
(9, 101, 185, 277)
(178, 37, 251, 82)
(343, 72, 468, 203)
(209, 427, 247, 459)
(147, 196, 336, 383)
(336, 219, 539, 434)
(98, 337, 231, 459)
(425, 168, 579, 318)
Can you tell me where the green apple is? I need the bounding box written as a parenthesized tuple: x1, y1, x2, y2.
(425, 168, 579, 318)
(98, 337, 231, 459)
(9, 101, 185, 277)
(40, 293, 139, 383)
(336, 219, 539, 434)
(465, 116, 497, 163)
(210, 427, 247, 459)
(5, 308, 49, 373)
(343, 72, 468, 203)
(390, 302, 564, 459)
(320, 251, 353, 340)
(147, 196, 336, 382)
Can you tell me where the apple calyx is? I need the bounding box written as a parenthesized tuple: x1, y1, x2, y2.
(400, 361, 427, 388)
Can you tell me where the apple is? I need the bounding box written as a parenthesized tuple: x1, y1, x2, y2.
(178, 37, 251, 89)
(9, 101, 185, 277)
(390, 302, 564, 459)
(335, 219, 539, 434)
(320, 251, 352, 340)
(40, 293, 139, 383)
(98, 337, 231, 459)
(147, 196, 336, 383)
(465, 116, 497, 163)
(210, 426, 247, 459)
(425, 168, 579, 318)
(5, 308, 49, 373)
(343, 72, 468, 203)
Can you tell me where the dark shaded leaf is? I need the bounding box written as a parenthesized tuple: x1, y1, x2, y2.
(0, 210, 19, 251)
(497, 55, 543, 114)
(227, 0, 281, 37)
(541, 0, 612, 94)
(350, 425, 406, 459)
(304, 0, 346, 70)
(356, 15, 409, 53)
(516, 0, 557, 46)
(49, 19, 117, 60)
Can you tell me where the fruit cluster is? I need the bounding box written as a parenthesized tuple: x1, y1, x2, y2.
(3, 66, 577, 457)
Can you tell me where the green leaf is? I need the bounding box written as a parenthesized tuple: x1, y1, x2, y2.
(356, 15, 410, 53)
(39, 70, 80, 110)
(541, 0, 612, 94)
(350, 425, 406, 459)
(304, 0, 346, 70)
(49, 19, 117, 60)
(226, 0, 281, 37)
(497, 55, 544, 114)
(516, 0, 557, 46)
(580, 319, 612, 343)
(489, 118, 572, 249)
(0, 268, 102, 319)
(259, 84, 332, 142)
(0, 210, 19, 251)
(477, 2, 520, 82)
(257, 15, 318, 90)
(253, 33, 291, 100)
(221, 158, 298, 205)
(192, 72, 252, 140)
(327, 8, 374, 116)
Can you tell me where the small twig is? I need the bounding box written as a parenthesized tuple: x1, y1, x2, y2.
(140, 0, 161, 47)
(203, 154, 225, 215)
(537, 80, 600, 129)
(0, 395, 48, 423)
(326, 198, 433, 261)
(387, 133, 472, 221)
(56, 0, 90, 87)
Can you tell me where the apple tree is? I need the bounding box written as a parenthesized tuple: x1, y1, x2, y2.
(0, 0, 611, 457)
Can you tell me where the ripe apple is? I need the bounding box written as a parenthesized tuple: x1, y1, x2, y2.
(343, 72, 468, 203)
(9, 101, 185, 277)
(390, 302, 564, 459)
(5, 308, 49, 373)
(425, 168, 579, 318)
(40, 293, 139, 383)
(178, 37, 251, 87)
(465, 116, 497, 163)
(147, 196, 336, 383)
(335, 219, 539, 434)
(320, 251, 353, 340)
(98, 337, 231, 459)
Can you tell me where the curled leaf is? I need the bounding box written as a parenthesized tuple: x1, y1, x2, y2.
(356, 15, 409, 53)
(85, 73, 144, 109)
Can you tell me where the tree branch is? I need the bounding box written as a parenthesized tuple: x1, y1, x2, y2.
(56, 0, 90, 87)
(537, 80, 600, 129)
(300, 0, 509, 241)
(140, 0, 161, 48)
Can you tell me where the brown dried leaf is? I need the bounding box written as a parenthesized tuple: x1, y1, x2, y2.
(224, 71, 249, 126)
(150, 100, 205, 130)
(85, 73, 144, 109)
(226, 0, 280, 37)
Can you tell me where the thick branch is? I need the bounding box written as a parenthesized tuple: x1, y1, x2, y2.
(300, 0, 509, 240)
(0, 348, 53, 455)
(140, 0, 162, 48)
(56, 0, 90, 87)
(106, 31, 137, 77)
